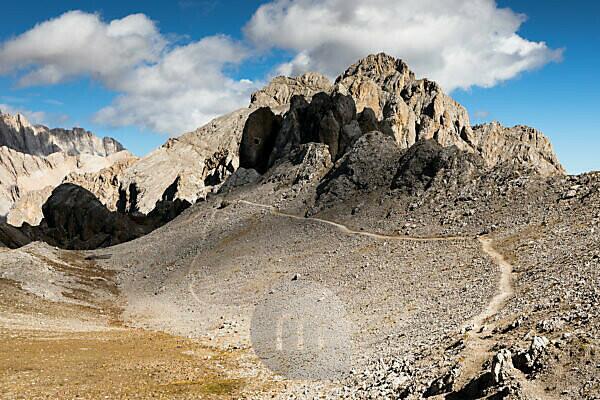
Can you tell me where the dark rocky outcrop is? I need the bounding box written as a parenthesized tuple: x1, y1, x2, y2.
(0, 183, 190, 250)
(239, 107, 282, 173)
(40, 184, 147, 249)
(241, 92, 365, 172)
(391, 140, 484, 194)
(317, 132, 403, 203)
(267, 92, 357, 164)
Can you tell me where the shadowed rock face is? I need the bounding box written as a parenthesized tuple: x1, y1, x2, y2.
(391, 140, 484, 194)
(268, 92, 359, 163)
(41, 184, 146, 249)
(0, 183, 190, 250)
(241, 91, 388, 175)
(239, 107, 283, 173)
(316, 132, 402, 203)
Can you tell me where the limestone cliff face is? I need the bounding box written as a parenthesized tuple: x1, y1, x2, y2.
(0, 110, 130, 226)
(474, 122, 565, 176)
(3, 150, 133, 226)
(116, 108, 252, 214)
(251, 73, 333, 109)
(0, 111, 124, 156)
(332, 53, 563, 176)
(64, 155, 139, 211)
(334, 53, 475, 151)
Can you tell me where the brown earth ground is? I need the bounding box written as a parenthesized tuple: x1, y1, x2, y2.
(0, 250, 281, 400)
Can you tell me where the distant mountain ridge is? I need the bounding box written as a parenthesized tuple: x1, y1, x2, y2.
(0, 111, 124, 157)
(0, 110, 131, 225)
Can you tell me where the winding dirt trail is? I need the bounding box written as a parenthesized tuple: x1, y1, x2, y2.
(473, 237, 515, 329)
(451, 237, 515, 392)
(236, 200, 471, 242)
(187, 200, 525, 395)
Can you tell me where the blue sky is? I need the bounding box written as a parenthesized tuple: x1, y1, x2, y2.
(0, 0, 597, 174)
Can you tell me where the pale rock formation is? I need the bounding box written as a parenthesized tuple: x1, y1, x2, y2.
(332, 53, 564, 176)
(0, 110, 130, 225)
(64, 155, 139, 211)
(4, 187, 54, 228)
(0, 145, 132, 226)
(334, 53, 475, 151)
(474, 122, 565, 176)
(117, 109, 253, 214)
(0, 111, 124, 156)
(250, 73, 333, 109)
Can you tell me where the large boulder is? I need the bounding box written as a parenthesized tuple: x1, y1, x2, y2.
(265, 143, 333, 188)
(40, 184, 148, 249)
(391, 140, 483, 194)
(239, 107, 283, 173)
(3, 183, 191, 250)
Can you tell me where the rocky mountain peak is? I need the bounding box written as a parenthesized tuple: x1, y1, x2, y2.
(0, 110, 36, 133)
(332, 53, 476, 153)
(336, 52, 415, 89)
(250, 72, 333, 109)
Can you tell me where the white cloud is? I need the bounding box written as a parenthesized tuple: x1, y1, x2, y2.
(245, 0, 563, 91)
(0, 11, 165, 87)
(0, 4, 563, 137)
(94, 36, 254, 135)
(0, 11, 253, 135)
(473, 110, 490, 120)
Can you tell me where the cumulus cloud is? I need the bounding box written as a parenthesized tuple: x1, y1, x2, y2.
(245, 0, 563, 91)
(0, 11, 253, 135)
(94, 36, 254, 135)
(0, 3, 563, 137)
(0, 11, 165, 87)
